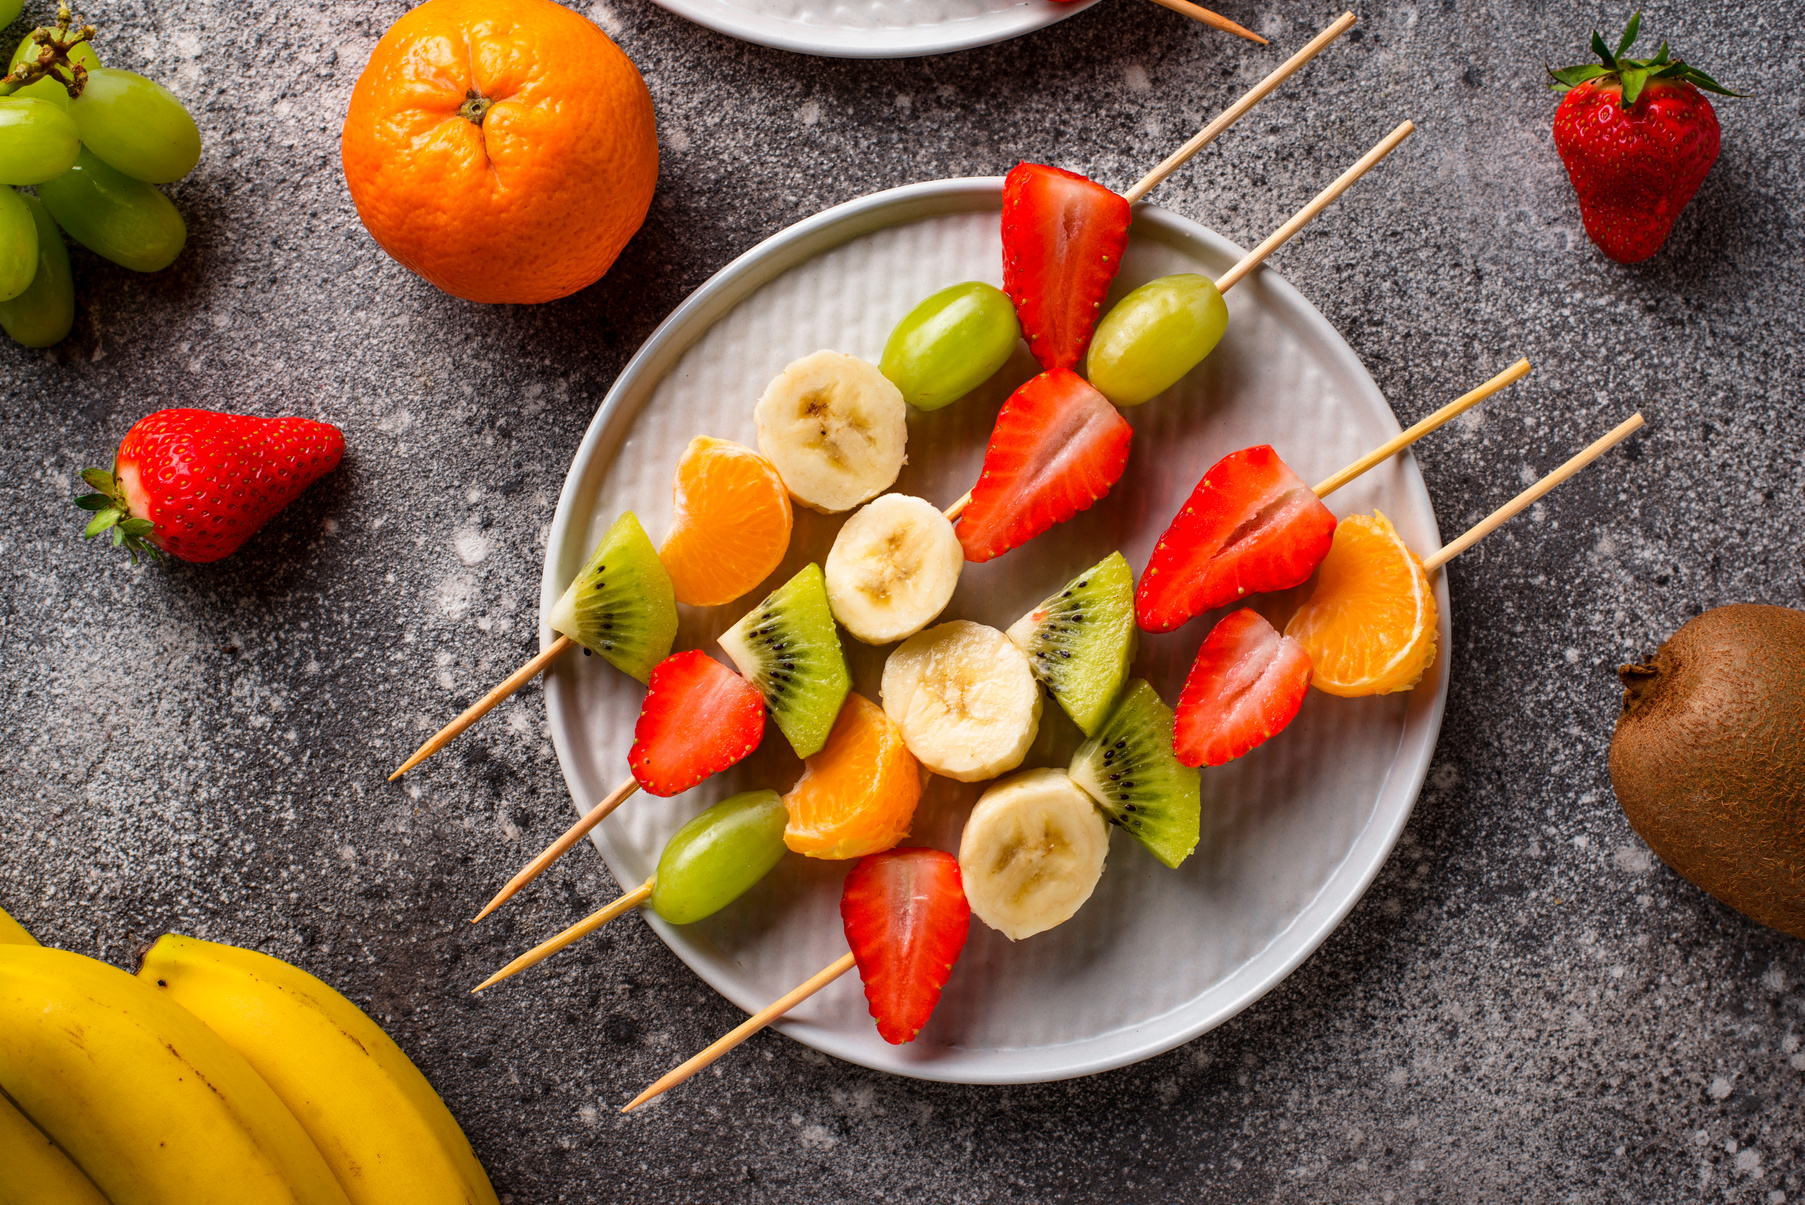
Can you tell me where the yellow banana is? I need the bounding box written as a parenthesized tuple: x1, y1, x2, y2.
(140, 934, 499, 1205)
(0, 905, 36, 946)
(0, 945, 351, 1205)
(0, 1091, 108, 1205)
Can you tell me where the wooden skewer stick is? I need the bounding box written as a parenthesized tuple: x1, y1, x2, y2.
(1123, 11, 1356, 203)
(1144, 0, 1267, 45)
(390, 634, 575, 781)
(1215, 118, 1415, 295)
(471, 777, 641, 923)
(1422, 413, 1645, 573)
(622, 952, 859, 1113)
(472, 878, 655, 992)
(1313, 359, 1532, 498)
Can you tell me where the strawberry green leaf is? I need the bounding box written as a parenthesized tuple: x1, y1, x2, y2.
(79, 467, 114, 492)
(1548, 63, 1611, 91)
(84, 509, 120, 539)
(1676, 63, 1740, 96)
(110, 527, 124, 547)
(1619, 66, 1650, 106)
(74, 492, 110, 511)
(1649, 41, 1670, 67)
(1590, 29, 1616, 70)
(118, 518, 155, 537)
(1614, 10, 1642, 60)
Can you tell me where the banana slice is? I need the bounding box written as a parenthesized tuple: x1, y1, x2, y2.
(880, 620, 1041, 782)
(959, 768, 1110, 940)
(755, 350, 908, 513)
(825, 494, 964, 645)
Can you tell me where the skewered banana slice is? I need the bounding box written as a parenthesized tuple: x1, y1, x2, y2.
(825, 495, 964, 645)
(959, 768, 1110, 940)
(880, 620, 1041, 782)
(755, 350, 908, 513)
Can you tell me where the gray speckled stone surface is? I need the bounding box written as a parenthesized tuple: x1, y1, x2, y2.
(3, 0, 1803, 1200)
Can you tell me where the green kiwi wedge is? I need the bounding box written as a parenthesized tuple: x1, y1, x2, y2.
(546, 512, 678, 684)
(1068, 679, 1201, 868)
(718, 563, 851, 759)
(1005, 551, 1137, 737)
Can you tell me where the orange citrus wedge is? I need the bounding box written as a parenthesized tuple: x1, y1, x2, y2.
(659, 436, 793, 607)
(1283, 510, 1437, 697)
(783, 694, 921, 860)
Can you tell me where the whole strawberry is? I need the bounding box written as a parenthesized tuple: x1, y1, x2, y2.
(1549, 12, 1736, 264)
(76, 409, 345, 563)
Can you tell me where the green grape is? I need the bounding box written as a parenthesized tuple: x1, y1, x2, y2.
(0, 183, 36, 299)
(1084, 274, 1229, 407)
(880, 281, 1021, 412)
(650, 789, 788, 926)
(0, 97, 79, 184)
(0, 192, 73, 347)
(6, 33, 99, 110)
(0, 1, 22, 29)
(69, 68, 201, 183)
(37, 146, 185, 272)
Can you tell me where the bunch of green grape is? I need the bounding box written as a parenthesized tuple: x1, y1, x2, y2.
(0, 1, 199, 347)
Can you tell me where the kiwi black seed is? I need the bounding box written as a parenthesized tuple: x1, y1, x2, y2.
(1005, 551, 1137, 737)
(1610, 603, 1805, 938)
(1067, 679, 1200, 868)
(717, 563, 851, 759)
(546, 511, 677, 684)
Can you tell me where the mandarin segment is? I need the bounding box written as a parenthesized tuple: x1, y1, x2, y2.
(1283, 511, 1437, 698)
(783, 694, 921, 861)
(659, 436, 793, 608)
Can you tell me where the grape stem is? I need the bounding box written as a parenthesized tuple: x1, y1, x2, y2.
(0, 3, 96, 100)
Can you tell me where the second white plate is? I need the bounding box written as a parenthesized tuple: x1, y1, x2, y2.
(542, 178, 1449, 1085)
(645, 0, 1102, 58)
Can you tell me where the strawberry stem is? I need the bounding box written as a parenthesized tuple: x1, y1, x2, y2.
(1548, 9, 1741, 107)
(74, 466, 159, 564)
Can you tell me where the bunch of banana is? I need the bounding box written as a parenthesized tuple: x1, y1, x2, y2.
(0, 907, 497, 1205)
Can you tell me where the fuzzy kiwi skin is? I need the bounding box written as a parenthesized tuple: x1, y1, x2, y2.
(1609, 604, 1805, 939)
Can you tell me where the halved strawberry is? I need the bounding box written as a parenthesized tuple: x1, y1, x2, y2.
(956, 368, 1133, 563)
(1135, 445, 1337, 633)
(1174, 609, 1312, 767)
(628, 650, 765, 797)
(840, 847, 971, 1045)
(1002, 163, 1132, 371)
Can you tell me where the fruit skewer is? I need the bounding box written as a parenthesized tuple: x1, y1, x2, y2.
(945, 116, 1416, 542)
(627, 415, 1648, 1113)
(389, 15, 1356, 783)
(1127, 0, 1266, 45)
(477, 370, 1521, 925)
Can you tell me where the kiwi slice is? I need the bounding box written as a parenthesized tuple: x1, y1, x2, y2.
(718, 563, 851, 759)
(547, 511, 677, 684)
(1068, 679, 1201, 868)
(1005, 551, 1137, 737)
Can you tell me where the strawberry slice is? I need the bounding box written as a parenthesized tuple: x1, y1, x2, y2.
(1002, 163, 1132, 371)
(956, 368, 1133, 563)
(628, 650, 765, 797)
(840, 847, 971, 1045)
(1135, 445, 1338, 632)
(1174, 609, 1313, 767)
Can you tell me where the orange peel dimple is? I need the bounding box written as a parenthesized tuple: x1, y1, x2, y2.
(1283, 510, 1437, 698)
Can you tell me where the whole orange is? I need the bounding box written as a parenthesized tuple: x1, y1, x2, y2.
(340, 0, 658, 304)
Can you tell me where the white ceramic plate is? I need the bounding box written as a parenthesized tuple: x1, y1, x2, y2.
(542, 178, 1450, 1085)
(645, 0, 1102, 59)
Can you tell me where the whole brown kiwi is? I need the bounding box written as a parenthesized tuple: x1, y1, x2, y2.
(1610, 603, 1805, 938)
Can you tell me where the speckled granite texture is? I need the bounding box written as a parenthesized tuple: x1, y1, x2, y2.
(2, 0, 1802, 1200)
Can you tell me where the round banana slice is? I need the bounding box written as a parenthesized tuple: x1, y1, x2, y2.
(959, 768, 1110, 940)
(825, 495, 964, 645)
(881, 620, 1042, 782)
(754, 350, 908, 513)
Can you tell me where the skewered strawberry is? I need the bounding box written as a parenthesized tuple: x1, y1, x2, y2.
(841, 847, 971, 1045)
(1173, 609, 1312, 767)
(628, 650, 766, 797)
(1135, 445, 1337, 633)
(75, 409, 344, 563)
(1001, 163, 1132, 372)
(954, 369, 1133, 564)
(1548, 12, 1735, 264)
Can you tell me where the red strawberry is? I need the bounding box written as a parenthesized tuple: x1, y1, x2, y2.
(75, 409, 344, 563)
(1549, 13, 1735, 264)
(1001, 163, 1131, 371)
(956, 368, 1132, 563)
(840, 847, 970, 1045)
(1135, 445, 1336, 633)
(629, 650, 765, 797)
(1174, 609, 1312, 768)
